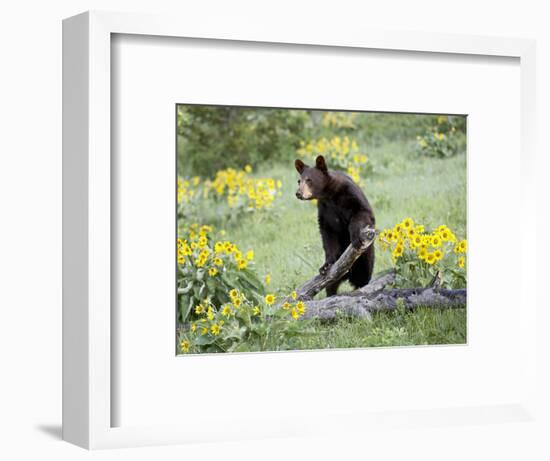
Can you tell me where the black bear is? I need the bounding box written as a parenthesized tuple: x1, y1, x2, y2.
(295, 155, 375, 296)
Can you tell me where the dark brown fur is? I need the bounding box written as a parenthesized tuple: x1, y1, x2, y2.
(295, 156, 375, 296)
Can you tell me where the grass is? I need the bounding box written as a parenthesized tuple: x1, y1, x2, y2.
(297, 307, 467, 350)
(201, 138, 467, 350)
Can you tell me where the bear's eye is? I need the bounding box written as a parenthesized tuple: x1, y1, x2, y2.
(297, 179, 300, 184)
(305, 178, 312, 184)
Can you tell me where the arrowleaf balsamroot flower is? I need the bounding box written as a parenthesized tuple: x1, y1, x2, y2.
(379, 218, 466, 287)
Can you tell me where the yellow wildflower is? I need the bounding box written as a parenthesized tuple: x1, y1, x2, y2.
(180, 340, 190, 353)
(211, 324, 221, 336)
(208, 267, 218, 277)
(418, 247, 428, 260)
(458, 256, 465, 268)
(431, 235, 442, 247)
(392, 245, 404, 259)
(402, 217, 414, 229)
(265, 294, 275, 305)
(237, 259, 248, 270)
(411, 234, 423, 248)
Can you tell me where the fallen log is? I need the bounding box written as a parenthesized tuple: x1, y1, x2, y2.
(301, 287, 466, 321)
(357, 271, 396, 295)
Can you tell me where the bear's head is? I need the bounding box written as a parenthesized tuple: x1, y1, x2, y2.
(294, 155, 329, 200)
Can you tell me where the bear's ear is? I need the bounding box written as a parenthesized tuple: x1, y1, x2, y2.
(315, 155, 328, 174)
(295, 159, 307, 174)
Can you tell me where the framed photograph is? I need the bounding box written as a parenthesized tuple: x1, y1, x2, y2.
(63, 11, 538, 449)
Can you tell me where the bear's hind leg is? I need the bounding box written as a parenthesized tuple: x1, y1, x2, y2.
(325, 280, 342, 297)
(349, 245, 375, 289)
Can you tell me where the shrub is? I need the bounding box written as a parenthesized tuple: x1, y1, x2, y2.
(378, 218, 467, 288)
(177, 105, 311, 177)
(203, 166, 283, 212)
(177, 224, 265, 323)
(321, 111, 357, 130)
(177, 165, 284, 226)
(297, 135, 371, 184)
(177, 289, 314, 353)
(415, 115, 466, 158)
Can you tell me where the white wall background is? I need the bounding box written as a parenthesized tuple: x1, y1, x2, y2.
(0, 1, 548, 459)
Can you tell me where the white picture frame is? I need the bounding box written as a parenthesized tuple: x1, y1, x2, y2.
(62, 10, 538, 450)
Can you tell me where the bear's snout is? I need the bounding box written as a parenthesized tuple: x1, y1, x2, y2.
(296, 191, 303, 199)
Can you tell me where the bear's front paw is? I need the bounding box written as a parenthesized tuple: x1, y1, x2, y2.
(319, 262, 333, 275)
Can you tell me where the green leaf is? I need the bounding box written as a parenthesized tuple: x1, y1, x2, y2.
(179, 295, 194, 323)
(194, 334, 216, 346)
(198, 282, 206, 298)
(178, 281, 194, 295)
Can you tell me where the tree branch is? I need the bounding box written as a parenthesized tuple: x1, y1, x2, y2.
(290, 226, 378, 302)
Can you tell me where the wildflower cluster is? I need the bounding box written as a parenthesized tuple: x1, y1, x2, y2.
(177, 176, 201, 204)
(203, 165, 283, 211)
(297, 136, 370, 184)
(177, 224, 265, 323)
(177, 289, 311, 354)
(416, 115, 466, 158)
(177, 166, 284, 223)
(378, 218, 467, 288)
(177, 224, 253, 270)
(321, 112, 357, 129)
